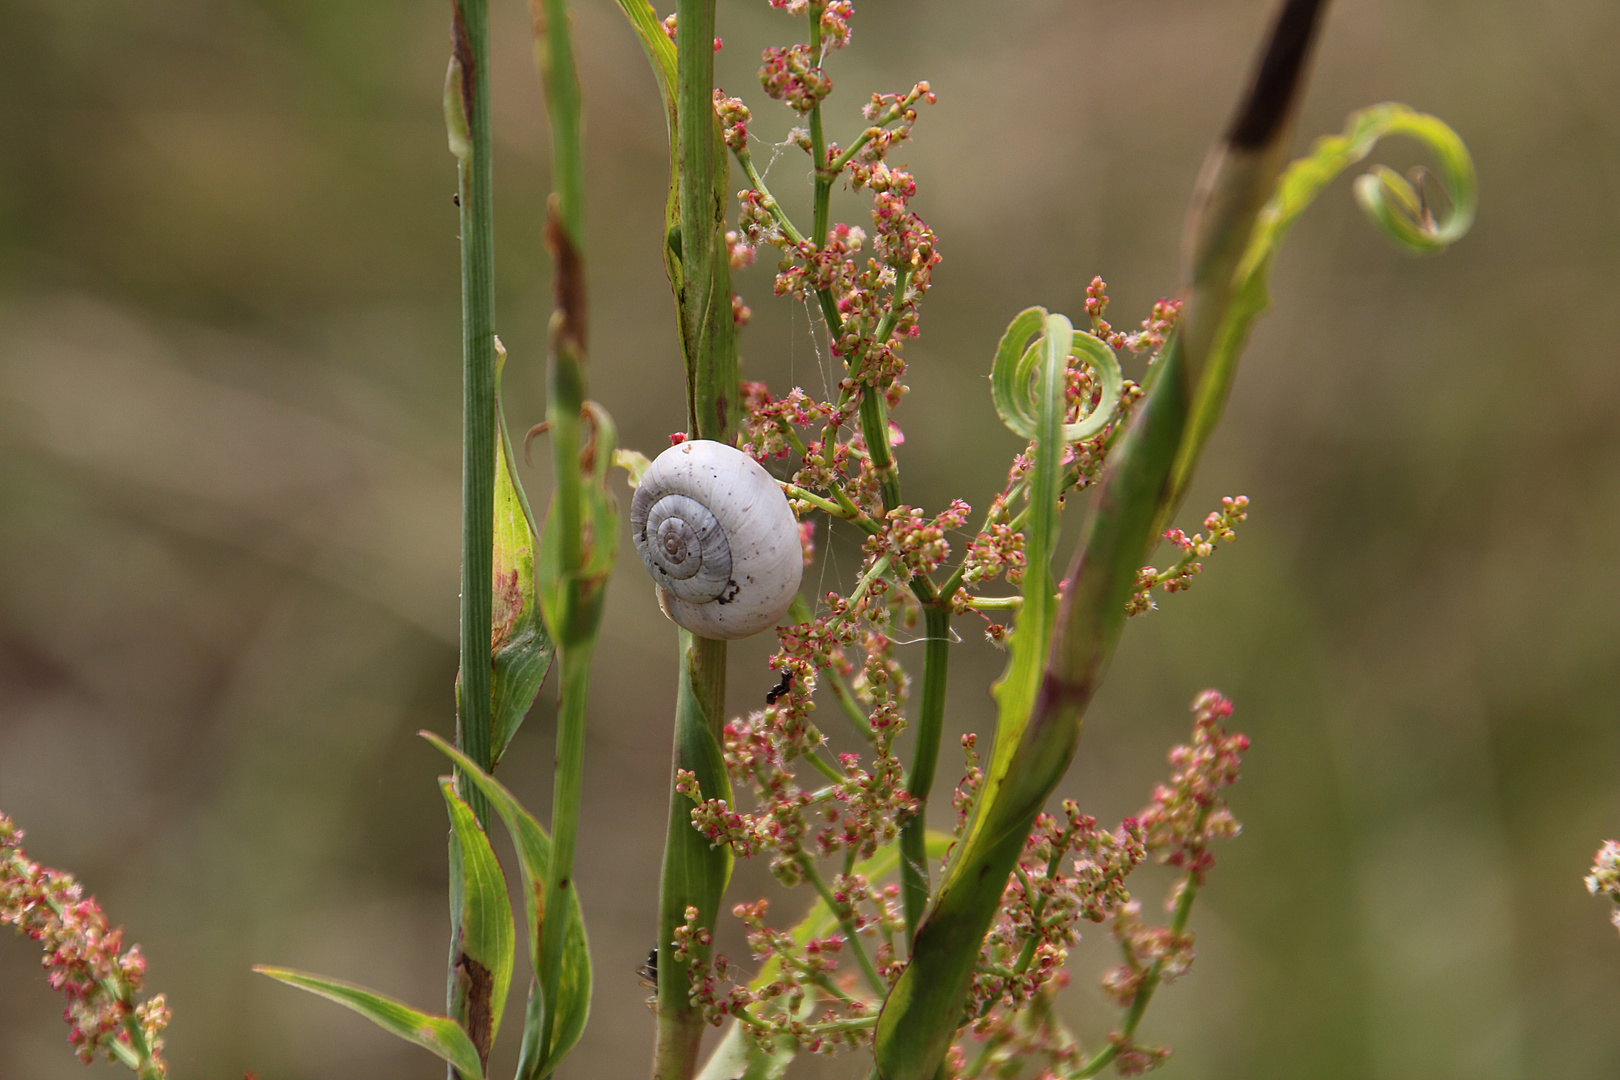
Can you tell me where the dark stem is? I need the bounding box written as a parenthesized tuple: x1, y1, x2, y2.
(899, 604, 950, 941)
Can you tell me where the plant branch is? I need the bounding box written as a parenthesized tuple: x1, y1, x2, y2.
(1068, 878, 1201, 1079)
(807, 4, 831, 248)
(797, 854, 886, 996)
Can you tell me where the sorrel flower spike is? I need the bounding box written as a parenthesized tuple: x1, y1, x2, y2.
(1, 814, 170, 1079)
(874, 4, 1335, 1077)
(873, 0, 1475, 1072)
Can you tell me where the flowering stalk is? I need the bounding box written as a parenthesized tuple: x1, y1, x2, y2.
(873, 5, 1332, 1076)
(724, 2, 953, 943)
(1, 815, 169, 1080)
(609, 2, 1474, 1077)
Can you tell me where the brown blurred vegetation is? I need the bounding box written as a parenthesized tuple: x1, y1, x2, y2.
(3, 1, 1619, 1078)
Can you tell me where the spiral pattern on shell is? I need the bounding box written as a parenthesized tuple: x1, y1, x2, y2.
(630, 440, 803, 640)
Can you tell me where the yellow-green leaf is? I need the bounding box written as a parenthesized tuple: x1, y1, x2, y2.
(441, 778, 516, 1059)
(254, 967, 484, 1080)
(422, 733, 592, 1076)
(492, 342, 554, 761)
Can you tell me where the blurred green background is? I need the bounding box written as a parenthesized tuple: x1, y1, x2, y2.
(3, 1, 1618, 1077)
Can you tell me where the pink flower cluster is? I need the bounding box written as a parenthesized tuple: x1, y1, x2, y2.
(967, 803, 1147, 1022)
(946, 694, 1249, 1079)
(760, 43, 832, 112)
(715, 91, 751, 154)
(683, 6, 1257, 1072)
(765, 0, 854, 50)
(1137, 690, 1249, 886)
(1083, 276, 1183, 354)
(846, 84, 935, 182)
(675, 896, 889, 1055)
(1, 814, 168, 1074)
(1127, 495, 1250, 616)
(959, 459, 1034, 592)
(659, 13, 722, 52)
(737, 381, 831, 463)
(875, 501, 971, 577)
(1587, 840, 1620, 934)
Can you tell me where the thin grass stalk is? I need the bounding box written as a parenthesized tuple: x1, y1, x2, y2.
(536, 643, 590, 1076)
(530, 0, 594, 1071)
(444, 4, 498, 1077)
(448, 0, 496, 829)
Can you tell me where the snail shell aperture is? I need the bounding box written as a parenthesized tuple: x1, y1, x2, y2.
(631, 440, 803, 640)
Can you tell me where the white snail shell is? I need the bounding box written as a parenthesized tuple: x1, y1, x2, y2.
(631, 440, 803, 640)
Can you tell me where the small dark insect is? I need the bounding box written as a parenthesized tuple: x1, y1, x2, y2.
(452, 192, 461, 206)
(765, 670, 793, 705)
(637, 946, 658, 1010)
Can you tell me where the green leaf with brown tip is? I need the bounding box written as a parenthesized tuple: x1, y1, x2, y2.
(491, 342, 554, 762)
(422, 732, 592, 1077)
(441, 778, 516, 1063)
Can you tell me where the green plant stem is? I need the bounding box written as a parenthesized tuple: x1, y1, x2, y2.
(857, 266, 911, 513)
(675, 0, 737, 439)
(825, 553, 892, 638)
(938, 479, 1030, 601)
(826, 87, 925, 173)
(783, 483, 856, 521)
(450, 0, 496, 829)
(109, 982, 162, 1080)
(810, 1015, 881, 1034)
(787, 593, 876, 740)
(807, 5, 830, 247)
(735, 147, 806, 244)
(966, 596, 1024, 611)
(1010, 825, 1078, 979)
(656, 4, 739, 1077)
(535, 647, 590, 1074)
(800, 728, 849, 784)
(534, 0, 584, 242)
(530, 0, 595, 1071)
(827, 667, 876, 738)
(446, 5, 496, 1077)
(898, 603, 950, 940)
